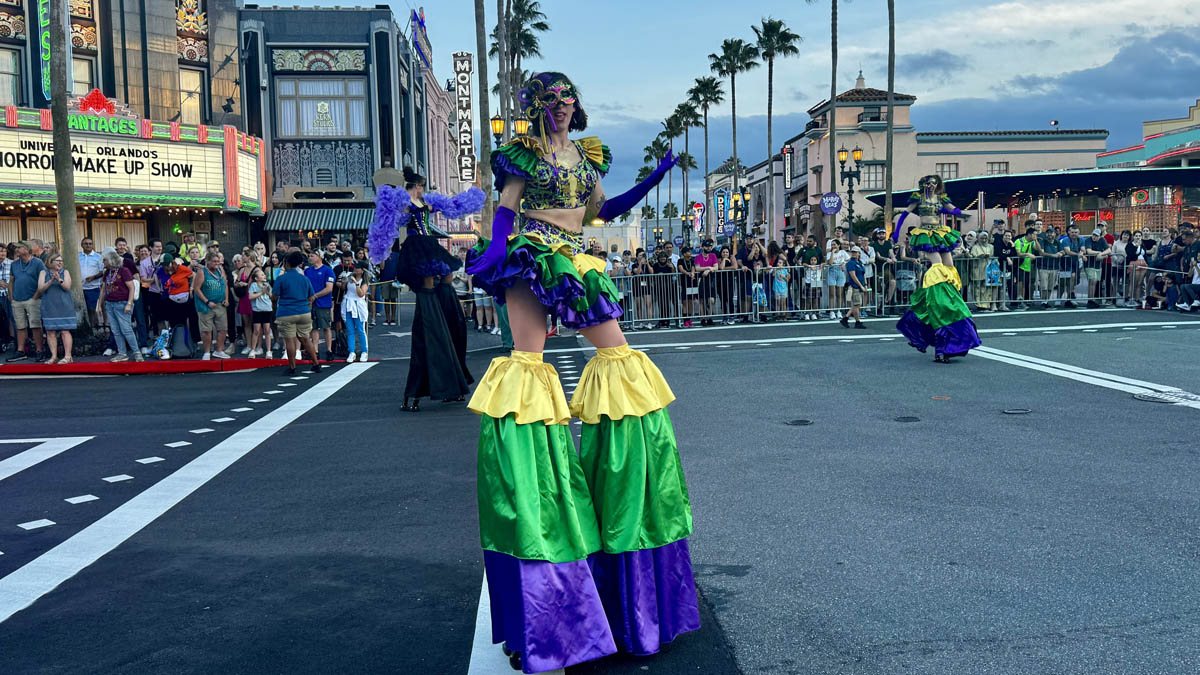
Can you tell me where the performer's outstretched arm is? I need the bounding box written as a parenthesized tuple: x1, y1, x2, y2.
(594, 151, 679, 222)
(466, 178, 525, 275)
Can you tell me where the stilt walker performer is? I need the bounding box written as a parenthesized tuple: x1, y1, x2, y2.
(466, 72, 700, 672)
(894, 174, 982, 362)
(368, 167, 484, 410)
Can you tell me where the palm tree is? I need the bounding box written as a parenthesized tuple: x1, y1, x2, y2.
(753, 17, 802, 240)
(884, 0, 895, 232)
(635, 165, 654, 208)
(688, 76, 724, 237)
(673, 102, 703, 220)
(659, 114, 684, 229)
(643, 137, 669, 235)
(494, 0, 508, 138)
(490, 0, 549, 124)
(474, 0, 494, 218)
(675, 151, 699, 239)
(708, 38, 759, 237)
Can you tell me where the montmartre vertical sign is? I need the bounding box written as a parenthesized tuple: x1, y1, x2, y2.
(452, 51, 475, 184)
(38, 0, 51, 101)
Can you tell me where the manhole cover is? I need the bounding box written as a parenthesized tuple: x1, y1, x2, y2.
(931, 396, 951, 400)
(1134, 390, 1200, 404)
(1002, 408, 1032, 415)
(785, 419, 813, 426)
(894, 416, 920, 423)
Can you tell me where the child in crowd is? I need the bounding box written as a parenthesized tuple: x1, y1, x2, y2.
(247, 267, 274, 358)
(804, 255, 823, 320)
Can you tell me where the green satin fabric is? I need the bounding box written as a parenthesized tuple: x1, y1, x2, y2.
(580, 408, 693, 554)
(477, 414, 601, 563)
(910, 282, 973, 329)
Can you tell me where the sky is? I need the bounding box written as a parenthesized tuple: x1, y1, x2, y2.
(371, 0, 1200, 201)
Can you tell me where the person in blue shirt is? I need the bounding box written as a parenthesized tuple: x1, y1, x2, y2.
(272, 251, 321, 374)
(1059, 225, 1085, 308)
(304, 251, 336, 361)
(841, 246, 868, 329)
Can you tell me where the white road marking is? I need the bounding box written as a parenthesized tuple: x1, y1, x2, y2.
(0, 363, 376, 624)
(717, 344, 731, 348)
(466, 575, 565, 675)
(1163, 325, 1177, 329)
(1083, 329, 1098, 332)
(189, 428, 213, 435)
(230, 407, 253, 413)
(1043, 331, 1058, 334)
(1002, 332, 1017, 336)
(1122, 327, 1138, 331)
(838, 339, 853, 343)
(249, 398, 269, 403)
(757, 343, 773, 346)
(0, 437, 93, 483)
(135, 457, 165, 464)
(102, 475, 133, 483)
(563, 376, 579, 381)
(675, 346, 691, 350)
(290, 376, 309, 380)
(17, 520, 54, 531)
(163, 441, 191, 449)
(263, 390, 284, 395)
(64, 495, 98, 505)
(278, 383, 297, 387)
(211, 417, 236, 423)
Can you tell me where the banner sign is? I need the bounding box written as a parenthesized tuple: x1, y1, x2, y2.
(37, 0, 51, 101)
(714, 188, 728, 230)
(691, 201, 704, 232)
(1070, 210, 1096, 225)
(411, 9, 433, 69)
(819, 192, 842, 215)
(782, 145, 793, 191)
(452, 51, 475, 184)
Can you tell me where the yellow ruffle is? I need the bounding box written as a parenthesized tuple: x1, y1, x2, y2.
(571, 251, 607, 277)
(577, 136, 605, 166)
(570, 344, 676, 424)
(923, 263, 962, 291)
(911, 224, 954, 237)
(468, 351, 572, 426)
(507, 135, 548, 157)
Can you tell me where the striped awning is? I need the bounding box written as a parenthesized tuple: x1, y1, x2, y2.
(264, 207, 450, 237)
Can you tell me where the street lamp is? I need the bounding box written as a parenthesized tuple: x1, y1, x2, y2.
(838, 145, 863, 232)
(489, 114, 505, 149)
(680, 212, 689, 247)
(513, 115, 531, 137)
(739, 185, 751, 239)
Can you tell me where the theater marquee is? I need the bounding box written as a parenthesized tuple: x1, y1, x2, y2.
(0, 90, 267, 213)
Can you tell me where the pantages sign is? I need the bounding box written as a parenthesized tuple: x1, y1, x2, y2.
(452, 51, 476, 184)
(0, 90, 266, 212)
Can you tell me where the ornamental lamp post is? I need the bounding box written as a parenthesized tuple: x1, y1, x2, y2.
(513, 115, 531, 137)
(838, 145, 863, 234)
(489, 114, 505, 148)
(740, 185, 752, 240)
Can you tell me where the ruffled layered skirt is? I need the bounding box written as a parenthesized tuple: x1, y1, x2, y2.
(908, 225, 962, 253)
(395, 232, 460, 288)
(896, 263, 982, 358)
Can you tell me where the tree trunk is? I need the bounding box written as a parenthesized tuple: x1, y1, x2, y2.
(884, 0, 895, 235)
(667, 138, 673, 241)
(730, 73, 739, 196)
(828, 0, 838, 240)
(766, 55, 774, 242)
(703, 108, 711, 237)
(474, 0, 495, 224)
(495, 0, 508, 141)
(683, 126, 690, 238)
(49, 0, 84, 323)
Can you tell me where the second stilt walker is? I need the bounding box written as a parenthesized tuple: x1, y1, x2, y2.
(466, 71, 700, 673)
(894, 174, 982, 362)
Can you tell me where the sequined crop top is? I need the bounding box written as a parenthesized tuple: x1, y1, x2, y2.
(491, 136, 612, 212)
(407, 203, 433, 236)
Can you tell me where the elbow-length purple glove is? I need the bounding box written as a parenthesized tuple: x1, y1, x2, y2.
(466, 206, 517, 275)
(596, 151, 680, 222)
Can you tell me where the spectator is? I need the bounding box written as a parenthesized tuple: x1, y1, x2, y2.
(192, 250, 231, 360)
(7, 241, 47, 361)
(1146, 273, 1177, 309)
(1013, 228, 1038, 310)
(247, 265, 274, 358)
(30, 238, 48, 264)
(803, 253, 823, 320)
(132, 244, 153, 354)
(741, 239, 766, 320)
(841, 246, 867, 329)
(354, 247, 377, 326)
(1060, 225, 1085, 308)
(78, 236, 104, 328)
(694, 239, 718, 325)
(855, 235, 876, 315)
(272, 251, 321, 375)
(342, 265, 369, 362)
(651, 249, 676, 328)
(968, 229, 995, 311)
(631, 250, 654, 329)
(1082, 227, 1112, 307)
(826, 239, 849, 319)
(825, 226, 848, 256)
(870, 228, 897, 315)
(323, 240, 341, 268)
(186, 244, 204, 267)
(663, 241, 679, 266)
(451, 248, 472, 317)
(144, 239, 165, 332)
(232, 253, 253, 352)
(995, 230, 1018, 311)
(36, 253, 76, 364)
(100, 247, 143, 362)
(1174, 254, 1200, 312)
(1109, 230, 1130, 305)
(1036, 225, 1065, 308)
(0, 244, 11, 352)
(305, 250, 336, 360)
(472, 272, 498, 335)
(162, 255, 194, 336)
(115, 237, 133, 262)
(771, 251, 790, 316)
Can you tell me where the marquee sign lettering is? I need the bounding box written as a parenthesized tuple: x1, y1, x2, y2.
(452, 51, 476, 184)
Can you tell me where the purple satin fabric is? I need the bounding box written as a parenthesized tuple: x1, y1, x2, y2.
(897, 311, 981, 357)
(588, 539, 701, 656)
(483, 550, 617, 673)
(911, 242, 961, 253)
(468, 245, 624, 330)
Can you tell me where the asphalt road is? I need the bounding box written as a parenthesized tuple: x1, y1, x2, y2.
(1, 308, 1198, 675)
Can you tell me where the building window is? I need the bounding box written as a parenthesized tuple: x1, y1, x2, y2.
(987, 161, 1009, 175)
(861, 164, 884, 190)
(71, 57, 95, 96)
(275, 77, 368, 139)
(179, 68, 207, 125)
(0, 48, 19, 106)
(935, 162, 959, 180)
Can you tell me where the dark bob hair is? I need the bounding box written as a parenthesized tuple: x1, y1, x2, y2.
(402, 166, 426, 189)
(518, 71, 588, 132)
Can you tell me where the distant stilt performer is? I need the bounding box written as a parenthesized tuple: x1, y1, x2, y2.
(894, 174, 982, 362)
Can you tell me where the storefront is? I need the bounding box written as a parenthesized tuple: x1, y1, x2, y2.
(0, 90, 266, 249)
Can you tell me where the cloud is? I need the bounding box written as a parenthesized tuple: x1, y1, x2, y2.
(896, 49, 970, 83)
(789, 87, 806, 102)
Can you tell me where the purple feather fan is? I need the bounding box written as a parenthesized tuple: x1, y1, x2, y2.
(367, 185, 412, 264)
(425, 186, 486, 220)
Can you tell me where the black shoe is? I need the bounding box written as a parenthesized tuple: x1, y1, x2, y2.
(934, 354, 950, 364)
(6, 352, 27, 362)
(401, 397, 421, 412)
(854, 322, 867, 329)
(310, 362, 323, 373)
(1086, 300, 1099, 308)
(1064, 301, 1076, 308)
(1041, 302, 1049, 309)
(507, 650, 521, 671)
(840, 317, 850, 328)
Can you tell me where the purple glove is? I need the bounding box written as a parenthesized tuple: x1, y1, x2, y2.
(596, 150, 680, 222)
(891, 211, 910, 242)
(466, 206, 516, 275)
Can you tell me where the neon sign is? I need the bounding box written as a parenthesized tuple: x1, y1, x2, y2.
(38, 0, 50, 101)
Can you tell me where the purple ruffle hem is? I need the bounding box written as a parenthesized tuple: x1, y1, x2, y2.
(588, 539, 701, 656)
(483, 550, 617, 673)
(896, 311, 982, 357)
(493, 152, 533, 191)
(468, 246, 623, 330)
(911, 241, 961, 253)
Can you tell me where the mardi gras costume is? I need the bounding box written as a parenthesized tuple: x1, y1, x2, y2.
(368, 183, 484, 407)
(465, 74, 699, 673)
(894, 175, 982, 361)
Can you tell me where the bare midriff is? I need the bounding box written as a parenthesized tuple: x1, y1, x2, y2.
(524, 207, 587, 234)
